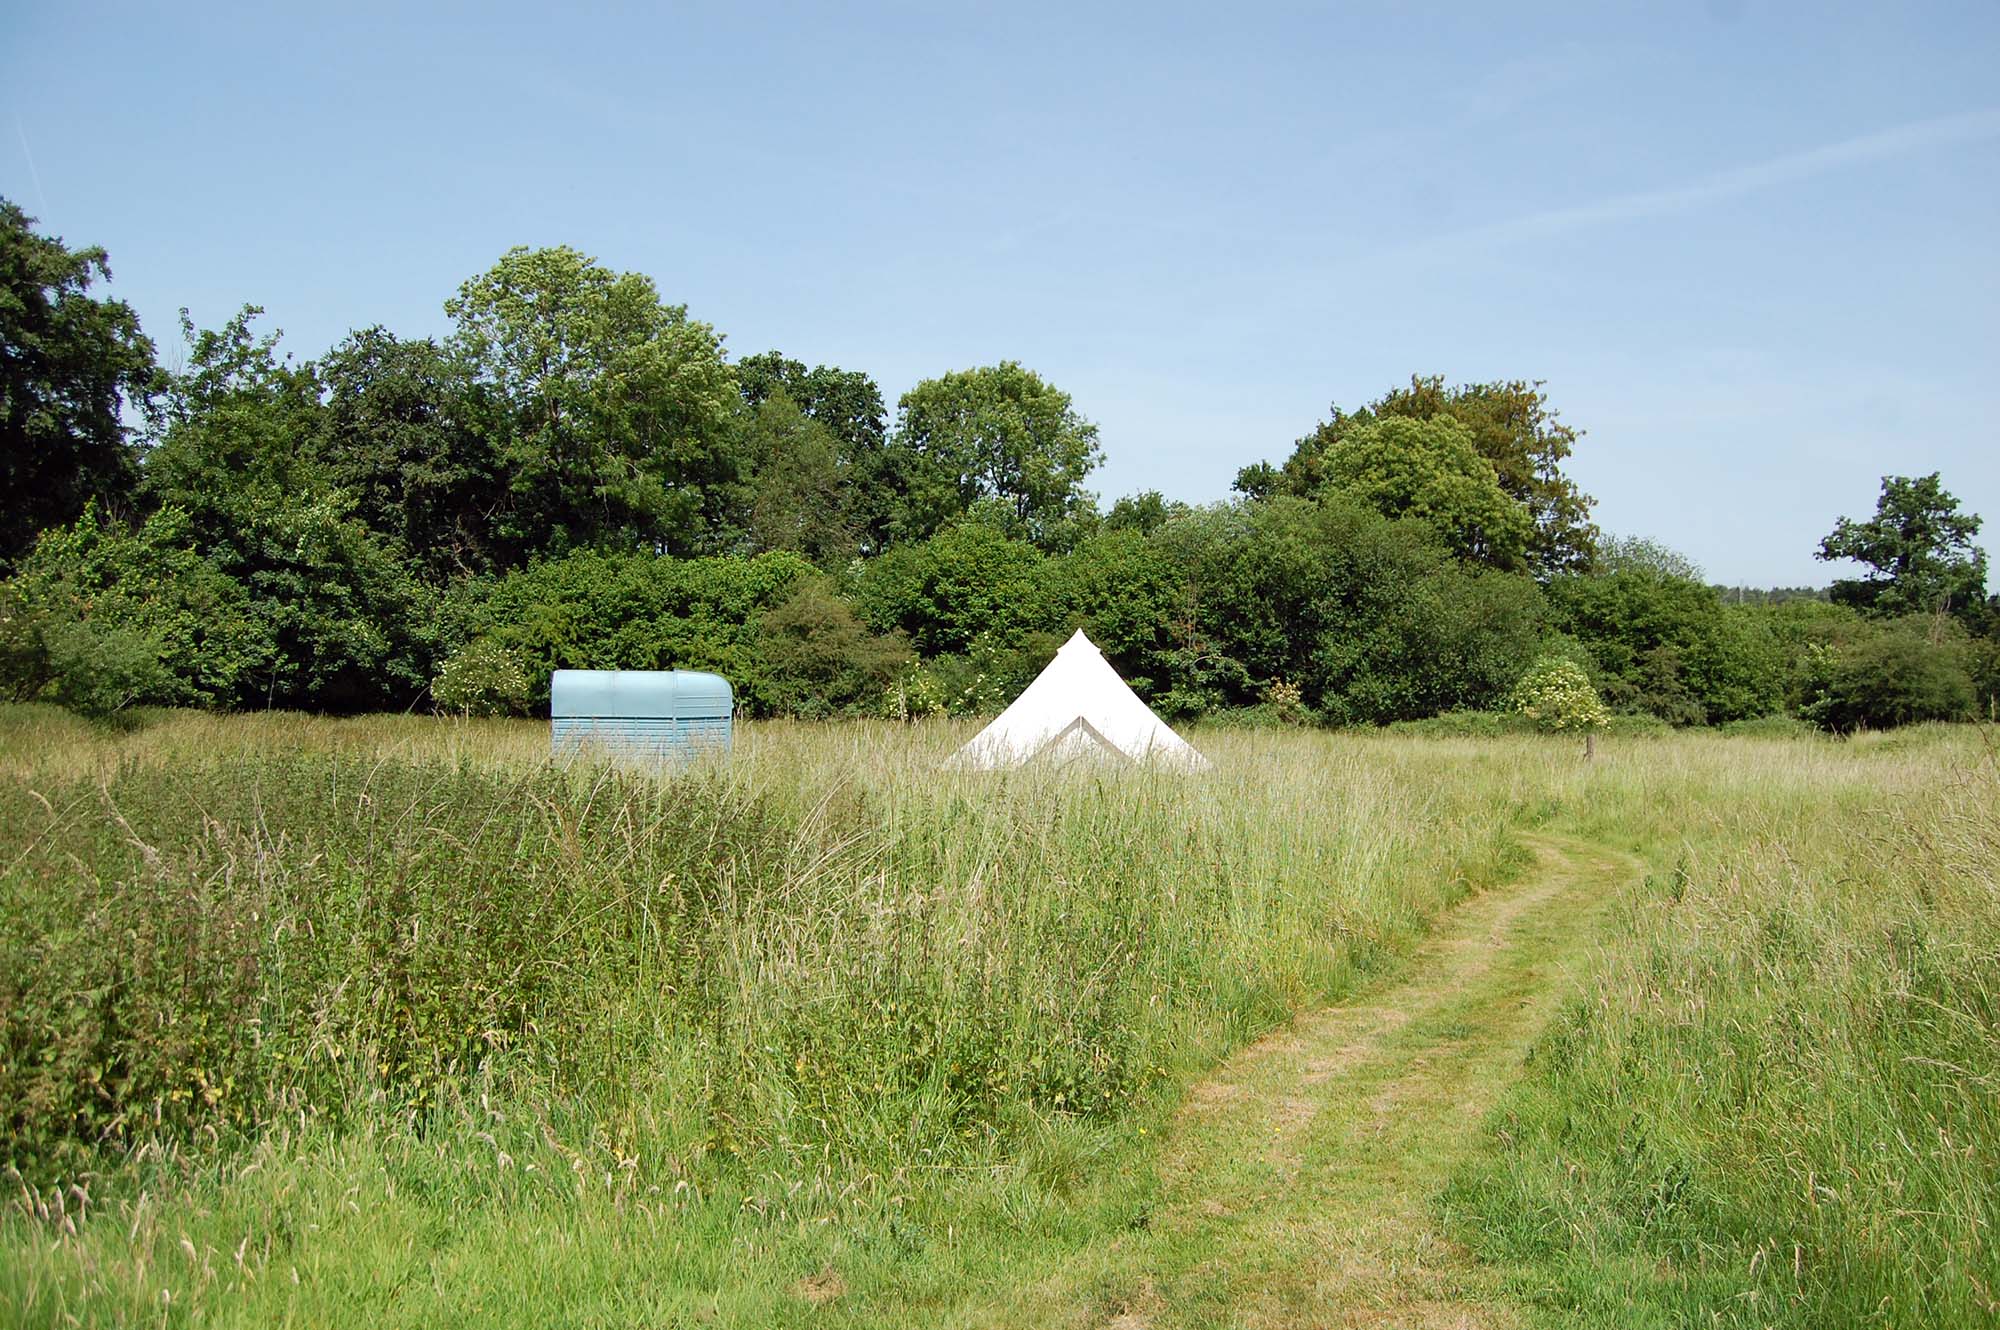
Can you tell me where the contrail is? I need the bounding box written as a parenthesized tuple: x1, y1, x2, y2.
(14, 114, 50, 215)
(1399, 107, 2000, 259)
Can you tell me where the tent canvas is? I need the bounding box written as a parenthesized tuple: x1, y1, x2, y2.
(946, 629, 1212, 771)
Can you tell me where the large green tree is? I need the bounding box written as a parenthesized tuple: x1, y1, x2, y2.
(446, 246, 739, 557)
(312, 327, 509, 581)
(736, 351, 892, 552)
(142, 308, 431, 711)
(882, 362, 1103, 548)
(734, 392, 858, 569)
(1817, 473, 1988, 623)
(0, 200, 160, 563)
(1241, 376, 1597, 576)
(1317, 415, 1534, 569)
(736, 351, 887, 457)
(142, 307, 322, 531)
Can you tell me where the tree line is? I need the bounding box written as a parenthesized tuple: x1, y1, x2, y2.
(3, 199, 1995, 731)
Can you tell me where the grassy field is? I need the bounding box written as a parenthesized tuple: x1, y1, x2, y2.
(1445, 725, 2000, 1326)
(0, 706, 1993, 1326)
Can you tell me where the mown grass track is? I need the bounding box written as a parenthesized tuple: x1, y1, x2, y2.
(956, 835, 1631, 1329)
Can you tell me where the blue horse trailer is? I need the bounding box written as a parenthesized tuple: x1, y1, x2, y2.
(550, 669, 733, 764)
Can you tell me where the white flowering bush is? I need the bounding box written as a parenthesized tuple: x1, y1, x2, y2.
(1510, 656, 1610, 734)
(432, 637, 534, 717)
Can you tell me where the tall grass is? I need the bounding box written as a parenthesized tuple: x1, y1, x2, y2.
(1445, 726, 2000, 1326)
(0, 708, 1532, 1326)
(5, 708, 1991, 1326)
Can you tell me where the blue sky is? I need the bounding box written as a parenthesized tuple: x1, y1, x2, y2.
(5, 1, 1996, 585)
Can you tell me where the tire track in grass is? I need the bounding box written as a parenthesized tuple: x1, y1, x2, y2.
(960, 834, 1636, 1330)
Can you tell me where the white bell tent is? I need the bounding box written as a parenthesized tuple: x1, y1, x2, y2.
(946, 629, 1212, 772)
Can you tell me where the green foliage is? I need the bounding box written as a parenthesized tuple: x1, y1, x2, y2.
(1549, 569, 1784, 725)
(0, 505, 263, 713)
(0, 580, 165, 720)
(431, 637, 535, 717)
(214, 492, 434, 711)
(736, 351, 887, 457)
(883, 633, 1064, 718)
(885, 658, 951, 719)
(1039, 526, 1182, 689)
(884, 362, 1103, 548)
(446, 245, 740, 556)
(1818, 472, 1987, 622)
(312, 326, 510, 580)
(1260, 678, 1310, 726)
(0, 218, 1968, 735)
(1154, 497, 1548, 724)
(1971, 634, 2000, 720)
(460, 547, 817, 711)
(852, 520, 1047, 656)
(1594, 532, 1704, 581)
(140, 309, 435, 712)
(1318, 415, 1534, 569)
(141, 305, 323, 526)
(736, 350, 891, 552)
(751, 578, 910, 717)
(1250, 376, 1597, 577)
(1102, 489, 1182, 536)
(1797, 615, 1977, 733)
(0, 200, 159, 565)
(1508, 656, 1610, 733)
(734, 392, 860, 568)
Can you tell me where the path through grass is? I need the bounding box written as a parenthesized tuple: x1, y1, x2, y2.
(958, 834, 1633, 1329)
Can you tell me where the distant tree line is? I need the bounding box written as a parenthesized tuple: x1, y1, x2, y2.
(3, 200, 1995, 732)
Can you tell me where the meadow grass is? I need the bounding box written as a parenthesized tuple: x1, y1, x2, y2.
(0, 706, 1992, 1326)
(1445, 724, 2000, 1327)
(0, 707, 1532, 1327)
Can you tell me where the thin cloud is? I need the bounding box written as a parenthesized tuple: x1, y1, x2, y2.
(1404, 107, 2000, 258)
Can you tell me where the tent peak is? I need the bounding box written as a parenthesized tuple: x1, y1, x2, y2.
(946, 626, 1211, 772)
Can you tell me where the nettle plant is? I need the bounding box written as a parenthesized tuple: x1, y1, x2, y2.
(1511, 656, 1610, 752)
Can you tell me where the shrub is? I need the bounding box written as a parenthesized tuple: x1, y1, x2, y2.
(1385, 709, 1535, 737)
(1798, 616, 1976, 733)
(431, 636, 535, 716)
(1510, 656, 1610, 734)
(0, 581, 169, 721)
(459, 548, 817, 710)
(1549, 570, 1783, 725)
(750, 578, 909, 718)
(1262, 678, 1310, 726)
(0, 506, 266, 712)
(886, 658, 951, 719)
(850, 521, 1046, 656)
